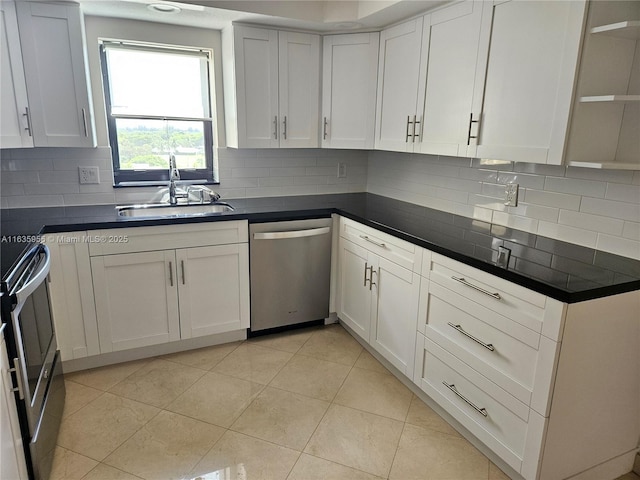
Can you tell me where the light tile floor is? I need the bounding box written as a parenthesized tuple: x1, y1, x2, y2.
(52, 324, 640, 480)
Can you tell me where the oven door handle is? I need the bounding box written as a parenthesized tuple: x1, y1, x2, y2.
(14, 245, 51, 306)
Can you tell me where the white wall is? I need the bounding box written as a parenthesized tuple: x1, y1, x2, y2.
(368, 151, 640, 260)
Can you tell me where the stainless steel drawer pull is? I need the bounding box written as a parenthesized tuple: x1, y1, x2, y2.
(323, 117, 328, 140)
(370, 267, 378, 291)
(448, 322, 495, 351)
(169, 261, 174, 287)
(443, 382, 487, 417)
(273, 116, 278, 139)
(23, 107, 33, 136)
(364, 262, 369, 287)
(467, 112, 479, 145)
(10, 359, 25, 400)
(405, 115, 413, 142)
(359, 235, 386, 249)
(82, 108, 89, 137)
(181, 260, 186, 285)
(451, 276, 501, 300)
(254, 227, 330, 240)
(282, 116, 287, 140)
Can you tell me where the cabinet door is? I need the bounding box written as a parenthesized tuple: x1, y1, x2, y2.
(370, 257, 421, 377)
(470, 0, 586, 164)
(177, 244, 249, 339)
(0, 1, 32, 149)
(47, 233, 99, 361)
(375, 17, 427, 153)
(233, 26, 279, 148)
(337, 238, 372, 342)
(16, 1, 95, 148)
(416, 1, 483, 157)
(1, 333, 29, 480)
(279, 31, 320, 148)
(322, 33, 379, 149)
(91, 251, 180, 353)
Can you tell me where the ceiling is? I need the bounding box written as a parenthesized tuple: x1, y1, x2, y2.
(79, 0, 452, 32)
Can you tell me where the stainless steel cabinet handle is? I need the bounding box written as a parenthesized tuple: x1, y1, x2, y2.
(370, 267, 378, 291)
(273, 116, 278, 139)
(451, 276, 501, 300)
(443, 382, 487, 417)
(181, 260, 186, 285)
(82, 108, 89, 137)
(169, 261, 174, 287)
(363, 262, 369, 287)
(405, 115, 413, 142)
(282, 116, 287, 140)
(467, 112, 479, 146)
(413, 115, 421, 142)
(448, 322, 495, 351)
(253, 226, 330, 240)
(412, 115, 420, 143)
(323, 117, 328, 140)
(10, 358, 25, 400)
(359, 235, 386, 249)
(23, 107, 32, 136)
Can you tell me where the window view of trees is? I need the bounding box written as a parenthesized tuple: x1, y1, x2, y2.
(116, 119, 206, 170)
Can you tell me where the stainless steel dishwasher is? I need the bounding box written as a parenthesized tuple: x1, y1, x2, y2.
(249, 218, 332, 333)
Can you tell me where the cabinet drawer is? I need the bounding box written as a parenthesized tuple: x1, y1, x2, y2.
(88, 221, 248, 256)
(415, 334, 529, 472)
(429, 253, 547, 334)
(339, 216, 422, 272)
(423, 281, 540, 405)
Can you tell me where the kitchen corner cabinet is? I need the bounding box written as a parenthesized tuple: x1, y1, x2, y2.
(321, 33, 379, 149)
(1, 326, 29, 480)
(565, 1, 640, 170)
(414, 252, 640, 480)
(337, 217, 423, 376)
(4, 1, 96, 148)
(89, 221, 249, 353)
(223, 25, 320, 149)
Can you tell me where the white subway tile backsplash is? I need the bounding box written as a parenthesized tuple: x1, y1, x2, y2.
(512, 163, 566, 176)
(605, 183, 640, 203)
(63, 193, 116, 205)
(0, 184, 25, 196)
(537, 221, 598, 249)
(280, 157, 318, 167)
(258, 176, 293, 187)
(24, 183, 80, 195)
(457, 167, 498, 182)
(507, 202, 560, 222)
(268, 167, 307, 177)
(1, 157, 53, 172)
(231, 167, 271, 178)
(467, 194, 507, 212)
(244, 156, 284, 168)
(7, 194, 64, 208)
(496, 172, 546, 190)
(558, 209, 625, 236)
(522, 189, 582, 211)
(565, 166, 633, 184)
(454, 204, 494, 223)
(596, 234, 640, 261)
(492, 211, 539, 234)
(623, 222, 640, 241)
(543, 176, 606, 198)
(580, 197, 640, 223)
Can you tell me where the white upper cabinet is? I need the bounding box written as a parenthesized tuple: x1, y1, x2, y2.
(224, 25, 320, 148)
(416, 1, 483, 157)
(469, 0, 587, 164)
(0, 2, 32, 149)
(374, 17, 427, 153)
(321, 32, 379, 149)
(279, 31, 320, 148)
(15, 1, 95, 148)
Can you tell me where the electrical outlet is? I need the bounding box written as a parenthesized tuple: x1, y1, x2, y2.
(79, 166, 100, 184)
(337, 163, 347, 178)
(504, 183, 519, 207)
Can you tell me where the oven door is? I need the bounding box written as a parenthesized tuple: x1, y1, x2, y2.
(9, 245, 57, 431)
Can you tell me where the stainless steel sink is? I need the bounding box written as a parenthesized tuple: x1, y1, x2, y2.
(117, 202, 234, 218)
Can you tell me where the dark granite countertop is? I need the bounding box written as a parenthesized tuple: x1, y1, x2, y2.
(2, 193, 639, 303)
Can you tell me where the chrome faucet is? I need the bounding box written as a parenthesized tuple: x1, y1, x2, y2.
(168, 154, 182, 205)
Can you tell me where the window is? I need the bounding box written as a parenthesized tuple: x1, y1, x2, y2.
(100, 41, 217, 185)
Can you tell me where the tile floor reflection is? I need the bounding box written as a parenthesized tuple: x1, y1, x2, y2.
(52, 323, 639, 480)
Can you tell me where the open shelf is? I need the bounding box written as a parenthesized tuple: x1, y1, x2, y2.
(568, 161, 640, 170)
(591, 21, 640, 39)
(580, 95, 640, 103)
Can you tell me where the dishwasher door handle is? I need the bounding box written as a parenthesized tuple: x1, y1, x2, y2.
(253, 226, 330, 240)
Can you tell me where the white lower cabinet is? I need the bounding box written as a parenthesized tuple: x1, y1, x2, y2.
(47, 221, 250, 359)
(337, 218, 422, 377)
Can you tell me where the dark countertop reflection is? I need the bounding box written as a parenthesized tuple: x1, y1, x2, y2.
(2, 193, 639, 303)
